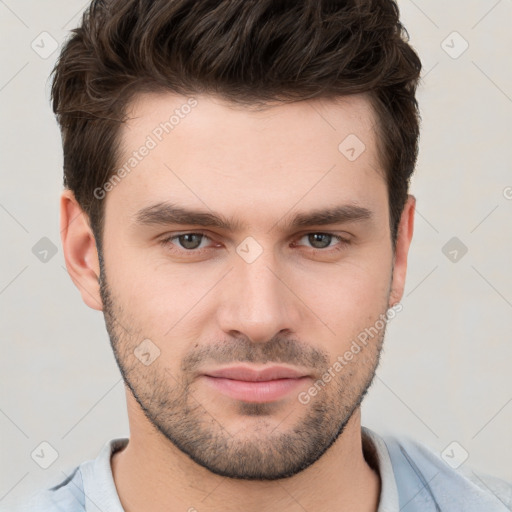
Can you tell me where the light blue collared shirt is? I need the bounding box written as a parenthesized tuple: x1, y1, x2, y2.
(5, 427, 511, 511)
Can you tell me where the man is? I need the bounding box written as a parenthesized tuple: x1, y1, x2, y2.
(11, 0, 512, 511)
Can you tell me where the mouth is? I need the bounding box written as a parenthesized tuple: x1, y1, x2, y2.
(201, 365, 311, 403)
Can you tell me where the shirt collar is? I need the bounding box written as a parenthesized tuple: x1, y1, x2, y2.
(362, 426, 400, 512)
(82, 429, 398, 512)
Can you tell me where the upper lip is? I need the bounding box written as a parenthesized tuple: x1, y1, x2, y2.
(203, 365, 309, 382)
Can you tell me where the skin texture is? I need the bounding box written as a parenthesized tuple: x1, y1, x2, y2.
(60, 92, 415, 512)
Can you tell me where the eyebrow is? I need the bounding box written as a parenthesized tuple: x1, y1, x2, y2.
(132, 201, 373, 232)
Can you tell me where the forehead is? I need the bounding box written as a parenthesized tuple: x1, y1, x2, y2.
(106, 91, 387, 230)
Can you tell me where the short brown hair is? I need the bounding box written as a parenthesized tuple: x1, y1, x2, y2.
(51, 0, 422, 252)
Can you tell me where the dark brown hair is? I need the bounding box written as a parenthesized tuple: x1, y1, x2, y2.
(51, 0, 422, 252)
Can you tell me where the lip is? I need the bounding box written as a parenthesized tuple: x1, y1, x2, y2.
(203, 365, 309, 381)
(201, 365, 311, 403)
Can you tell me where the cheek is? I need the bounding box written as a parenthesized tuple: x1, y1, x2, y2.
(294, 257, 392, 336)
(114, 263, 213, 346)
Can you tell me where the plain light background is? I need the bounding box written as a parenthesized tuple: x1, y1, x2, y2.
(1, 0, 511, 508)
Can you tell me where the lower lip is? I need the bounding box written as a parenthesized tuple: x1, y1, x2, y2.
(202, 376, 310, 403)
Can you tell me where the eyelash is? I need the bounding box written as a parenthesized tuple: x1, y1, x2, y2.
(159, 231, 351, 256)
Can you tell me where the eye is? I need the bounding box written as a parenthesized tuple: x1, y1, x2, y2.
(160, 232, 213, 252)
(294, 233, 351, 251)
(159, 231, 351, 257)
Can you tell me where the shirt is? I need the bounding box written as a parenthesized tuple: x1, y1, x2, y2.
(6, 427, 512, 511)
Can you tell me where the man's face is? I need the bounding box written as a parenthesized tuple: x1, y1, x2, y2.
(97, 92, 403, 480)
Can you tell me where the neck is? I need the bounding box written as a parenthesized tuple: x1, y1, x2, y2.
(111, 403, 381, 512)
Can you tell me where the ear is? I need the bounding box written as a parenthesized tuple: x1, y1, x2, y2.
(60, 189, 103, 311)
(388, 194, 415, 308)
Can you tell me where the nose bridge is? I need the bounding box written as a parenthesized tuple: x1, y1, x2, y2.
(217, 241, 299, 342)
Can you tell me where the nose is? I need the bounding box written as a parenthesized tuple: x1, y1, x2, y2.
(216, 248, 302, 343)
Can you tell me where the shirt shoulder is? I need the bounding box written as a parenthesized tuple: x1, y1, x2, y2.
(2, 438, 128, 512)
(2, 466, 86, 512)
(381, 433, 512, 511)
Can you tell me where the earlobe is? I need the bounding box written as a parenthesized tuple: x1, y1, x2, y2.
(60, 189, 103, 311)
(388, 194, 416, 308)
